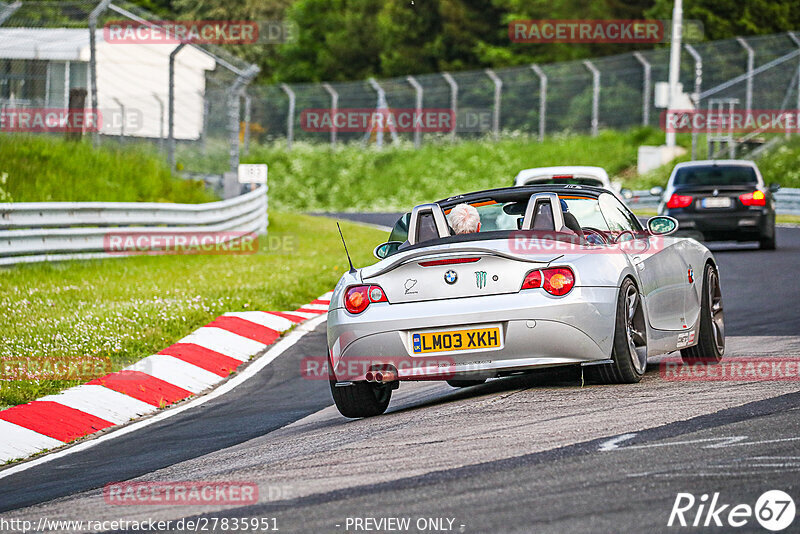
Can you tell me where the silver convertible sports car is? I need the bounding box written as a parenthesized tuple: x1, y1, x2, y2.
(327, 185, 725, 417)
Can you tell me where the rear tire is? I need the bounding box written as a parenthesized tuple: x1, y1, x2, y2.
(446, 379, 486, 388)
(592, 278, 647, 384)
(759, 234, 776, 250)
(681, 264, 725, 363)
(329, 381, 391, 418)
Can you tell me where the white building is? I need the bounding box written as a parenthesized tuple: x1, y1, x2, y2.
(0, 28, 217, 139)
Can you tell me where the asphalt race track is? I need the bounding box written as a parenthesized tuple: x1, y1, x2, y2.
(1, 226, 799, 534)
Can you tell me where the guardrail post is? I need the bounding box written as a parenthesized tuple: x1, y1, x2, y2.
(485, 69, 502, 140)
(406, 76, 423, 148)
(280, 83, 295, 150)
(88, 0, 113, 147)
(168, 43, 186, 171)
(322, 82, 338, 147)
(685, 44, 703, 159)
(442, 72, 458, 141)
(632, 52, 651, 126)
(736, 37, 754, 111)
(531, 64, 547, 142)
(583, 60, 600, 136)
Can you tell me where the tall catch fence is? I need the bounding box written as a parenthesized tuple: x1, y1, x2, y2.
(0, 2, 798, 172)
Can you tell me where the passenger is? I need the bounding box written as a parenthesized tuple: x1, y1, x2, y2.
(448, 203, 481, 234)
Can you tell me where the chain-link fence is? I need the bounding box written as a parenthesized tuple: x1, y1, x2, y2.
(1, 2, 799, 174)
(258, 32, 800, 154)
(0, 0, 258, 179)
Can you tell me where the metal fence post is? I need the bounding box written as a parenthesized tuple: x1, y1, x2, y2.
(789, 33, 800, 136)
(736, 37, 754, 111)
(365, 78, 399, 149)
(112, 97, 124, 141)
(632, 52, 651, 126)
(0, 1, 22, 25)
(531, 65, 547, 142)
(406, 76, 423, 148)
(280, 83, 295, 150)
(685, 44, 703, 159)
(243, 92, 251, 155)
(583, 60, 600, 136)
(88, 0, 113, 147)
(228, 67, 259, 173)
(485, 69, 502, 140)
(199, 90, 209, 156)
(442, 72, 458, 141)
(322, 82, 338, 147)
(153, 93, 164, 151)
(168, 43, 186, 171)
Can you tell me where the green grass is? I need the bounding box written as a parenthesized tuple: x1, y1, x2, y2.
(0, 135, 216, 203)
(0, 214, 385, 408)
(178, 128, 674, 212)
(753, 137, 800, 189)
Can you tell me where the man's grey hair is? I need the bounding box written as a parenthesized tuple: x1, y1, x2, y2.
(448, 203, 481, 234)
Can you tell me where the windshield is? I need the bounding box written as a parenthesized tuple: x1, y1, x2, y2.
(673, 165, 758, 186)
(388, 194, 639, 246)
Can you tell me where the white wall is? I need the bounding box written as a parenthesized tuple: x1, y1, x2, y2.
(84, 40, 216, 140)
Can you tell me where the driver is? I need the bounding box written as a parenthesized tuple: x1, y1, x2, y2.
(448, 203, 481, 234)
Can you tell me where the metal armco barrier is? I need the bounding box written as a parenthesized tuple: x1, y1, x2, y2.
(626, 188, 800, 215)
(0, 186, 267, 266)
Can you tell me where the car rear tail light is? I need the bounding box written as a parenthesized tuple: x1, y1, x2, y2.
(666, 194, 693, 208)
(418, 257, 481, 267)
(739, 190, 766, 206)
(344, 285, 387, 314)
(542, 268, 575, 296)
(552, 174, 573, 180)
(521, 268, 575, 296)
(521, 270, 542, 289)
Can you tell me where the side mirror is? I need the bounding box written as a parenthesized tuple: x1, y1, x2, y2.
(650, 186, 664, 197)
(373, 241, 402, 260)
(769, 182, 781, 193)
(620, 188, 633, 199)
(647, 216, 679, 236)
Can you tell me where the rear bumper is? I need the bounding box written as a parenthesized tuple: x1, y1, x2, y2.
(327, 288, 617, 381)
(667, 209, 770, 240)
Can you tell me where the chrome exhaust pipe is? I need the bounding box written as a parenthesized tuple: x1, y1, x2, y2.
(374, 370, 397, 383)
(365, 371, 375, 382)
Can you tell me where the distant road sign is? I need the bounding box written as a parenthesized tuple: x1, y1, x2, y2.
(238, 164, 267, 184)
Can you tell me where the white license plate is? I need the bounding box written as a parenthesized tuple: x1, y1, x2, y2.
(701, 197, 732, 208)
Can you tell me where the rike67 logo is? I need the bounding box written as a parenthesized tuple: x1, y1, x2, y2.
(669, 490, 796, 531)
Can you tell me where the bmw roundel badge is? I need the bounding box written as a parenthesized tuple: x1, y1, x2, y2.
(444, 270, 458, 284)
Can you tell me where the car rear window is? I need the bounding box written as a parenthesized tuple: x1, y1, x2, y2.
(673, 165, 757, 186)
(525, 177, 604, 187)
